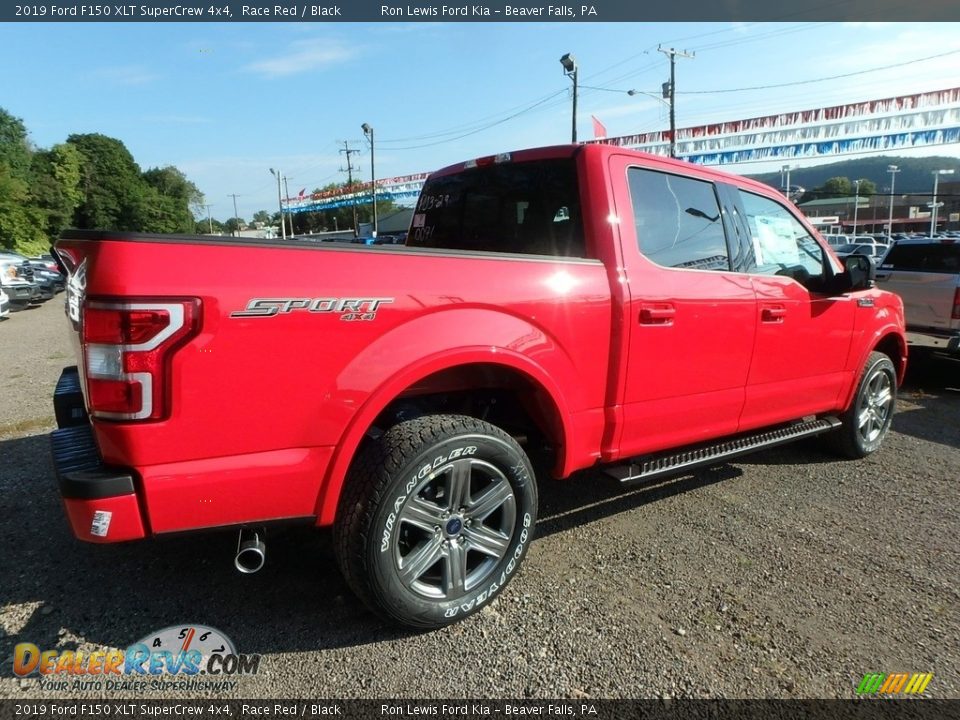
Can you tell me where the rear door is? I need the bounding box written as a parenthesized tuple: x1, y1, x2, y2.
(876, 242, 960, 332)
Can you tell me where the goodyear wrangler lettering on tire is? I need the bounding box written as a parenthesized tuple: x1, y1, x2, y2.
(444, 512, 532, 619)
(335, 415, 537, 629)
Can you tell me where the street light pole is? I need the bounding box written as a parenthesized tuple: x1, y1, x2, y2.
(887, 165, 899, 239)
(362, 123, 377, 237)
(852, 180, 860, 235)
(269, 168, 287, 241)
(781, 165, 792, 199)
(560, 53, 578, 143)
(930, 169, 955, 237)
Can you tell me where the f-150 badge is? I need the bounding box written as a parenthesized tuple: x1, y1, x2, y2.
(231, 297, 393, 321)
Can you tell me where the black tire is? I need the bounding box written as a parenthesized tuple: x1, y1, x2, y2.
(829, 351, 897, 459)
(334, 414, 538, 628)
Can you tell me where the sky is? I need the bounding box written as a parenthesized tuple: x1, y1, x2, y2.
(1, 21, 959, 222)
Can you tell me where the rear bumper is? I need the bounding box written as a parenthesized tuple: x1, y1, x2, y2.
(51, 367, 146, 543)
(905, 327, 960, 353)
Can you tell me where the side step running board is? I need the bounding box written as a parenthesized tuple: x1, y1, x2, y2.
(605, 417, 841, 484)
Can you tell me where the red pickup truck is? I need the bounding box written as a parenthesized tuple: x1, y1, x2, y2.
(51, 144, 906, 628)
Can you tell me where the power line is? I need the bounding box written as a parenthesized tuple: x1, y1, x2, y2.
(678, 48, 960, 95)
(378, 89, 568, 145)
(384, 90, 569, 151)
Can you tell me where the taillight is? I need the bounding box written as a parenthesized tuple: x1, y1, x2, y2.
(953, 287, 960, 320)
(82, 300, 200, 421)
(464, 153, 511, 169)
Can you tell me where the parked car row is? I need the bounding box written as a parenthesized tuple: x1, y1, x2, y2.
(0, 251, 65, 317)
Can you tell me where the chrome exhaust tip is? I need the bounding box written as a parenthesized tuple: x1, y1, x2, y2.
(234, 529, 266, 574)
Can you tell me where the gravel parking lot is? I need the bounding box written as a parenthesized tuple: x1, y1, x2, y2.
(1, 298, 958, 699)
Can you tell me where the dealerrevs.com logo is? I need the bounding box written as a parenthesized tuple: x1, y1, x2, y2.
(13, 625, 260, 693)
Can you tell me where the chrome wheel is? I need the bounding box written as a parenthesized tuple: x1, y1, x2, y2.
(394, 458, 517, 600)
(856, 366, 894, 444)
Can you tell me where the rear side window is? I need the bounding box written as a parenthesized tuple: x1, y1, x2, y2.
(627, 167, 729, 271)
(881, 243, 960, 272)
(407, 159, 585, 258)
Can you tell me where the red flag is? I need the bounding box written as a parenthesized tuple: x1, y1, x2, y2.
(591, 115, 607, 140)
(297, 188, 306, 198)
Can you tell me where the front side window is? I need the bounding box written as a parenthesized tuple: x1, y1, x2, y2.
(627, 167, 729, 271)
(738, 190, 826, 288)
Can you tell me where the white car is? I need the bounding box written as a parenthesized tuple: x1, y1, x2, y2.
(0, 260, 37, 310)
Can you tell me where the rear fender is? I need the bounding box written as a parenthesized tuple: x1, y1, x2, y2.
(314, 309, 580, 525)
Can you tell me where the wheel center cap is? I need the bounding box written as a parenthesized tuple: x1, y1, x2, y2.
(444, 516, 464, 537)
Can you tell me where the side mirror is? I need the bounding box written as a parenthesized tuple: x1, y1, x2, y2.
(834, 254, 875, 293)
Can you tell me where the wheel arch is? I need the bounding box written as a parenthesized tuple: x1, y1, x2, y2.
(315, 349, 575, 526)
(842, 327, 907, 410)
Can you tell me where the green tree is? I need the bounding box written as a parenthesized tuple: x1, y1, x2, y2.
(0, 166, 46, 252)
(0, 108, 46, 252)
(68, 133, 146, 230)
(196, 216, 224, 235)
(30, 143, 83, 243)
(804, 176, 878, 202)
(252, 210, 273, 225)
(820, 177, 852, 198)
(0, 108, 32, 176)
(140, 166, 202, 233)
(224, 217, 245, 235)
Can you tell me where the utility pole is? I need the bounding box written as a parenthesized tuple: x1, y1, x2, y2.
(228, 194, 241, 237)
(658, 46, 694, 159)
(283, 175, 294, 236)
(340, 141, 361, 238)
(204, 203, 214, 234)
(362, 124, 377, 237)
(269, 169, 286, 240)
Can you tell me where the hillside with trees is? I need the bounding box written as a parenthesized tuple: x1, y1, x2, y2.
(749, 155, 960, 199)
(0, 107, 203, 254)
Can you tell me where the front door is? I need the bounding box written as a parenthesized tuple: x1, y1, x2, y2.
(732, 189, 856, 430)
